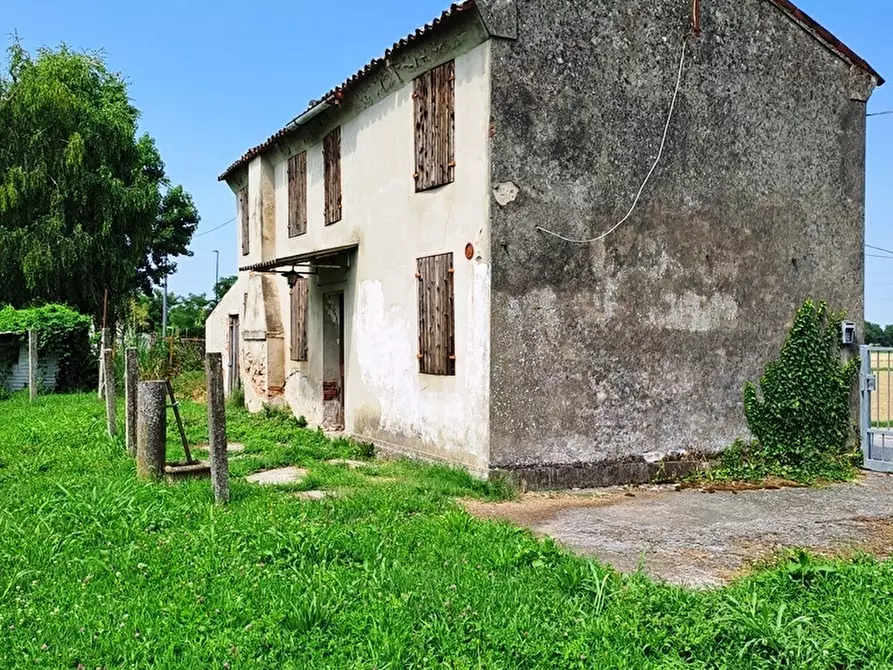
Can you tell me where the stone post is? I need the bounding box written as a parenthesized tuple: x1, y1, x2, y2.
(98, 327, 109, 399)
(125, 348, 139, 457)
(28, 330, 37, 402)
(103, 348, 116, 436)
(206, 353, 229, 504)
(137, 381, 167, 480)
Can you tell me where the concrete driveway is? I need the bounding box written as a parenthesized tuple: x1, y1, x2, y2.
(463, 472, 893, 587)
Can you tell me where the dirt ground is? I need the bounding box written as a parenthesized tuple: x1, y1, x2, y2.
(462, 472, 893, 588)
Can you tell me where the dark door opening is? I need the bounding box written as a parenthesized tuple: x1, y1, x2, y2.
(228, 315, 240, 393)
(322, 292, 344, 430)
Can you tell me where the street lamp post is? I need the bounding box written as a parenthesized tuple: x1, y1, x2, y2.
(213, 250, 220, 293)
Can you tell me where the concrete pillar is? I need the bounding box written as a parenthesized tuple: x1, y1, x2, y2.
(137, 381, 167, 480)
(28, 330, 37, 402)
(125, 348, 139, 457)
(206, 353, 229, 504)
(103, 348, 116, 436)
(98, 327, 109, 399)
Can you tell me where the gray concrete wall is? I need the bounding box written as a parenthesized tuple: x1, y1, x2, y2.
(486, 0, 875, 485)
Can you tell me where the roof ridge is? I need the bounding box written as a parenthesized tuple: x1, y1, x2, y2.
(218, 0, 882, 183)
(218, 1, 477, 182)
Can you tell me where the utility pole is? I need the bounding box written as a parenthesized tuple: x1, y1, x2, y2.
(161, 274, 168, 337)
(213, 250, 220, 295)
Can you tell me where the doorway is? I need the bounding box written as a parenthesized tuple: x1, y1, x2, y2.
(227, 315, 240, 393)
(322, 292, 344, 430)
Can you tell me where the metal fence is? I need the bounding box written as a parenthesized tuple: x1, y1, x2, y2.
(860, 345, 893, 472)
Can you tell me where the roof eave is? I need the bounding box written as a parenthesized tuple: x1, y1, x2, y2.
(767, 0, 884, 87)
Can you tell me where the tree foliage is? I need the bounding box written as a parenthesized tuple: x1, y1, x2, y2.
(0, 39, 199, 320)
(864, 321, 893, 347)
(213, 275, 237, 303)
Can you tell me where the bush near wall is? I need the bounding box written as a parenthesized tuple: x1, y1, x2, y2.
(0, 304, 94, 392)
(709, 300, 860, 484)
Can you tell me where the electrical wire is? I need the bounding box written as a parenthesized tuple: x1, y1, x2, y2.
(193, 217, 236, 238)
(867, 111, 893, 117)
(536, 36, 689, 245)
(866, 244, 893, 256)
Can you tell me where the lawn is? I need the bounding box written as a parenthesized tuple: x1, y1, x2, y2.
(2, 394, 893, 668)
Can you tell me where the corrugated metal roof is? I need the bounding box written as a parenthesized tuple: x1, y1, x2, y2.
(218, 1, 477, 182)
(218, 0, 882, 183)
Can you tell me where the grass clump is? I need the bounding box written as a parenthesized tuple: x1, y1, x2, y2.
(2, 393, 893, 668)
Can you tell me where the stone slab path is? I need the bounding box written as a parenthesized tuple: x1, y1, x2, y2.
(246, 466, 308, 486)
(463, 472, 893, 588)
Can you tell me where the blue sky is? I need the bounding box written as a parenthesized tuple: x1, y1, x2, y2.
(4, 1, 892, 321)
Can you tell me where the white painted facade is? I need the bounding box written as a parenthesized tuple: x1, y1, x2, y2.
(207, 40, 492, 472)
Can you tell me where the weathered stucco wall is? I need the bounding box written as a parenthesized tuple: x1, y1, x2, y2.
(226, 28, 493, 472)
(486, 0, 874, 485)
(205, 274, 247, 398)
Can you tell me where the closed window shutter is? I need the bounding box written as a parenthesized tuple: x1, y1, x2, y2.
(414, 60, 455, 192)
(239, 187, 249, 255)
(417, 252, 455, 376)
(324, 128, 342, 225)
(290, 277, 308, 362)
(287, 152, 308, 238)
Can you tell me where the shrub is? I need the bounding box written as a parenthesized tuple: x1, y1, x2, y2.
(740, 299, 859, 480)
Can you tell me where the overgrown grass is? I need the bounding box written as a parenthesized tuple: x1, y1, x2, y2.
(2, 393, 893, 668)
(692, 438, 861, 486)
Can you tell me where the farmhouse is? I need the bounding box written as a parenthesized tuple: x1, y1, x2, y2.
(207, 0, 882, 487)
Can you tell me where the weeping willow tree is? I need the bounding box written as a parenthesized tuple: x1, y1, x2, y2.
(0, 38, 199, 320)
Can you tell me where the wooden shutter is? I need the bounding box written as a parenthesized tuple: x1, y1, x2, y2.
(239, 187, 249, 255)
(323, 128, 342, 225)
(417, 253, 455, 376)
(287, 152, 307, 238)
(414, 60, 455, 192)
(290, 277, 308, 362)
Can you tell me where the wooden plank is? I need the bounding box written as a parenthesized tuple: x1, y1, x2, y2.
(290, 278, 308, 362)
(239, 187, 249, 255)
(416, 253, 455, 375)
(287, 153, 308, 237)
(434, 254, 444, 375)
(445, 254, 456, 375)
(418, 257, 426, 373)
(324, 128, 342, 225)
(413, 61, 455, 193)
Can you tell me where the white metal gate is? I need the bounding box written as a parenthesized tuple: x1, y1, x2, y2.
(861, 345, 893, 472)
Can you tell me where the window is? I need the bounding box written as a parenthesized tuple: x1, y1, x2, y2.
(239, 187, 249, 255)
(323, 128, 342, 225)
(287, 152, 307, 237)
(290, 276, 308, 362)
(414, 60, 455, 192)
(417, 252, 455, 376)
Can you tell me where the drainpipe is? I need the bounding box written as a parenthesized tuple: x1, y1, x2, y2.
(162, 274, 168, 337)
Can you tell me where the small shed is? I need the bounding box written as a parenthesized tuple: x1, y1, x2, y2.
(0, 332, 61, 392)
(0, 305, 93, 394)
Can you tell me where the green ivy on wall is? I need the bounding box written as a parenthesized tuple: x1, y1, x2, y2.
(744, 299, 859, 468)
(701, 299, 860, 484)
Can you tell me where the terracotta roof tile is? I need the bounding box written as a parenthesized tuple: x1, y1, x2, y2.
(218, 1, 477, 181)
(218, 0, 882, 183)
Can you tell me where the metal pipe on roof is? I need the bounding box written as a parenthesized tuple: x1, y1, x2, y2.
(284, 98, 335, 133)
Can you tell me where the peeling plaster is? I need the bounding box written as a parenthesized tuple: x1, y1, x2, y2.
(493, 181, 520, 206)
